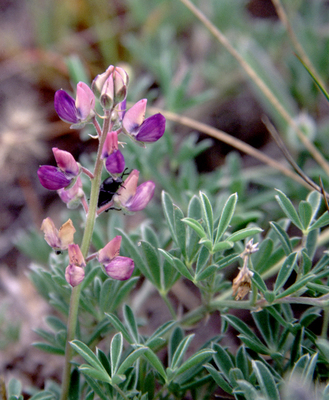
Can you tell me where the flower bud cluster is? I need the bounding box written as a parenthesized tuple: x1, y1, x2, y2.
(38, 64, 166, 286)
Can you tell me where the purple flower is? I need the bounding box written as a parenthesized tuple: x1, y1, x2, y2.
(98, 236, 134, 280)
(38, 148, 80, 191)
(122, 99, 166, 143)
(113, 169, 155, 212)
(38, 166, 72, 190)
(105, 150, 125, 175)
(54, 82, 95, 127)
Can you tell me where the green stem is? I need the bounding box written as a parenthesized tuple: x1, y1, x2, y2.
(60, 114, 112, 400)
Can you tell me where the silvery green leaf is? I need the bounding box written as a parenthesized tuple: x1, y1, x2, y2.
(275, 189, 303, 230)
(215, 193, 238, 242)
(110, 333, 123, 376)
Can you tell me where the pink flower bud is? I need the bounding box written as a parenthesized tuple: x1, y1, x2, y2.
(93, 65, 129, 110)
(65, 264, 85, 287)
(98, 236, 134, 280)
(68, 244, 86, 268)
(104, 256, 134, 280)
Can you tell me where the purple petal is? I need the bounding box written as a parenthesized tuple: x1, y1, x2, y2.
(105, 150, 125, 175)
(126, 181, 155, 211)
(54, 90, 79, 124)
(105, 256, 134, 280)
(135, 113, 166, 143)
(122, 99, 147, 134)
(52, 148, 80, 177)
(38, 166, 72, 190)
(75, 82, 95, 121)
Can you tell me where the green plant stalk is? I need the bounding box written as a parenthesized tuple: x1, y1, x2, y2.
(60, 113, 112, 400)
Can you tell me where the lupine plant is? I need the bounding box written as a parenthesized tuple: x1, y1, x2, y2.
(36, 65, 166, 400)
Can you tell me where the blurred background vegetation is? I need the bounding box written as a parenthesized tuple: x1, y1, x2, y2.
(1, 0, 329, 390)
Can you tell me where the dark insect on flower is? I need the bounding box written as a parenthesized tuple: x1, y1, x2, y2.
(98, 169, 129, 208)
